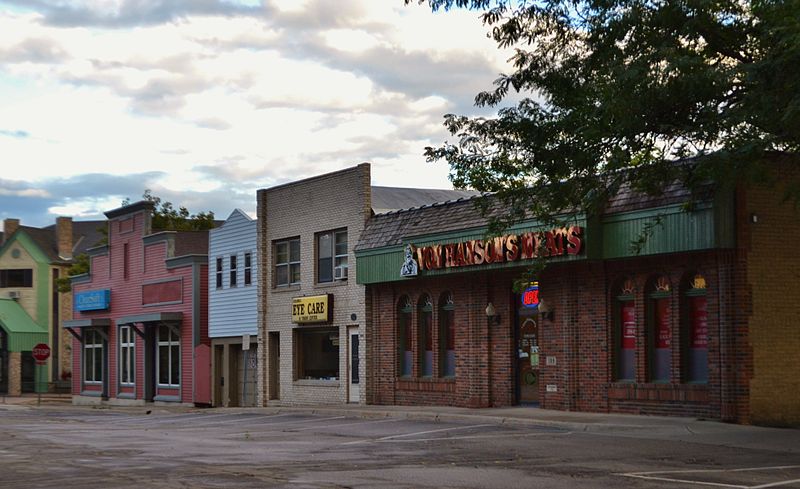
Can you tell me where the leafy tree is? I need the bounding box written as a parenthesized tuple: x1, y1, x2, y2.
(408, 0, 800, 232)
(56, 253, 90, 293)
(124, 189, 216, 231)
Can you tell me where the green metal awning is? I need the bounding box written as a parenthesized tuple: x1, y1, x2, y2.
(0, 298, 48, 352)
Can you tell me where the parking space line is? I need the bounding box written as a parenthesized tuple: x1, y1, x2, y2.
(225, 416, 348, 436)
(375, 431, 573, 443)
(175, 413, 295, 427)
(619, 465, 800, 488)
(291, 417, 403, 432)
(342, 423, 493, 445)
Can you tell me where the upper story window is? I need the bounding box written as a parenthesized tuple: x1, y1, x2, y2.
(123, 243, 130, 280)
(317, 229, 347, 283)
(230, 255, 238, 287)
(244, 252, 252, 286)
(0, 269, 32, 288)
(215, 258, 223, 289)
(275, 238, 300, 287)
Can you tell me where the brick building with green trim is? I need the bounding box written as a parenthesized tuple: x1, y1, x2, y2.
(356, 161, 799, 426)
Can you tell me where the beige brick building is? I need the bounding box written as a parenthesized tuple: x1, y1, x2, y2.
(256, 164, 476, 406)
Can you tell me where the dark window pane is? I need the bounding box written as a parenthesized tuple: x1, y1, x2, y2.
(244, 268, 252, 286)
(276, 242, 288, 263)
(290, 264, 301, 284)
(276, 265, 288, 286)
(318, 234, 332, 259)
(158, 346, 169, 384)
(94, 347, 103, 382)
(158, 326, 169, 342)
(171, 345, 180, 385)
(289, 239, 300, 262)
(318, 257, 332, 282)
(244, 253, 251, 268)
(334, 231, 347, 256)
(216, 258, 222, 272)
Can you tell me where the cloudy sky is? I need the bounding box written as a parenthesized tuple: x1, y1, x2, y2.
(0, 0, 510, 228)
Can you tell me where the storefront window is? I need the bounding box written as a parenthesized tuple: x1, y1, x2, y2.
(683, 274, 708, 383)
(647, 276, 671, 382)
(418, 294, 433, 377)
(157, 325, 180, 386)
(615, 279, 636, 381)
(83, 329, 104, 384)
(119, 325, 135, 385)
(296, 327, 339, 380)
(397, 297, 412, 377)
(439, 292, 455, 377)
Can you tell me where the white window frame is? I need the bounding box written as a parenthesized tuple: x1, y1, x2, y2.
(229, 254, 238, 287)
(119, 325, 135, 386)
(215, 257, 223, 289)
(83, 329, 103, 384)
(317, 229, 347, 283)
(244, 252, 253, 286)
(156, 324, 180, 388)
(275, 238, 300, 287)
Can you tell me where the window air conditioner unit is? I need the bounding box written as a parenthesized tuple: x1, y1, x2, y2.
(334, 265, 348, 280)
(8, 291, 21, 300)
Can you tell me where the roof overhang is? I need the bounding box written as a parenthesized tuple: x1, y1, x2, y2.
(63, 318, 112, 328)
(117, 312, 183, 325)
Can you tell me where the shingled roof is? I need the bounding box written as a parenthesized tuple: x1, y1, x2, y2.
(371, 186, 479, 214)
(13, 220, 106, 263)
(357, 179, 704, 251)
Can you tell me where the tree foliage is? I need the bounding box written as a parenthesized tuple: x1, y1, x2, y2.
(409, 0, 800, 230)
(124, 189, 216, 231)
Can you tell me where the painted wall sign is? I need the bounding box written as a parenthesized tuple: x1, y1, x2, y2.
(292, 294, 333, 324)
(521, 283, 540, 309)
(406, 226, 583, 274)
(142, 279, 182, 305)
(74, 289, 111, 311)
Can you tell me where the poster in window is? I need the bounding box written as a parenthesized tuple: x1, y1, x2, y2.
(690, 296, 708, 348)
(655, 299, 671, 349)
(621, 301, 636, 349)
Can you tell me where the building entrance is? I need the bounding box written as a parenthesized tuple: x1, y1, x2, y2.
(516, 309, 540, 405)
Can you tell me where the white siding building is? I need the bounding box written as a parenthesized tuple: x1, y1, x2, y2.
(209, 209, 258, 407)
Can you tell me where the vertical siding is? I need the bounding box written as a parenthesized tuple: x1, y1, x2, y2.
(208, 210, 258, 338)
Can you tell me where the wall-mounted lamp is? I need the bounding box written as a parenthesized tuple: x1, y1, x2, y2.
(485, 302, 501, 325)
(538, 299, 555, 321)
(750, 213, 759, 224)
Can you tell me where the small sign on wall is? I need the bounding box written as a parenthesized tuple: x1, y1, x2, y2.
(546, 384, 558, 393)
(242, 334, 250, 350)
(546, 356, 557, 366)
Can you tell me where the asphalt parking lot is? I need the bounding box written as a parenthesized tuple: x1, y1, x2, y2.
(1, 406, 798, 488)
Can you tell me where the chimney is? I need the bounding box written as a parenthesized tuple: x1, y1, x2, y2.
(56, 217, 73, 260)
(2, 218, 19, 245)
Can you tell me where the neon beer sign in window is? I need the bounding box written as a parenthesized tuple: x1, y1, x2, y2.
(521, 283, 540, 310)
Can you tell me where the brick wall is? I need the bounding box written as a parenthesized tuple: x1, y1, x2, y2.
(369, 252, 735, 419)
(745, 164, 800, 426)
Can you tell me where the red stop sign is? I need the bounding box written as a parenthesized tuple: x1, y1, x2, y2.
(32, 343, 51, 362)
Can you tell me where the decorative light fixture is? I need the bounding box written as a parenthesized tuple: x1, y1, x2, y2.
(485, 302, 501, 325)
(538, 299, 555, 321)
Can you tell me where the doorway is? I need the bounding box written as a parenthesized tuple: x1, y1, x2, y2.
(347, 327, 360, 403)
(268, 332, 280, 400)
(516, 310, 540, 405)
(213, 345, 224, 406)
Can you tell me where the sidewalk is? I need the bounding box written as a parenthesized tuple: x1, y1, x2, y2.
(249, 403, 800, 453)
(7, 394, 798, 453)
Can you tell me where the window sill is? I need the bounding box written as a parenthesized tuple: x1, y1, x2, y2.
(80, 390, 103, 397)
(273, 285, 301, 294)
(154, 395, 181, 402)
(314, 280, 348, 290)
(294, 379, 340, 387)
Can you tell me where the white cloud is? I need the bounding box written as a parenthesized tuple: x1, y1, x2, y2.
(0, 0, 511, 226)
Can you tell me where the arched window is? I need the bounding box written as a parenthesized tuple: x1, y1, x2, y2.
(439, 291, 455, 377)
(397, 296, 412, 378)
(614, 278, 636, 381)
(418, 294, 433, 377)
(646, 276, 672, 382)
(683, 274, 708, 383)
